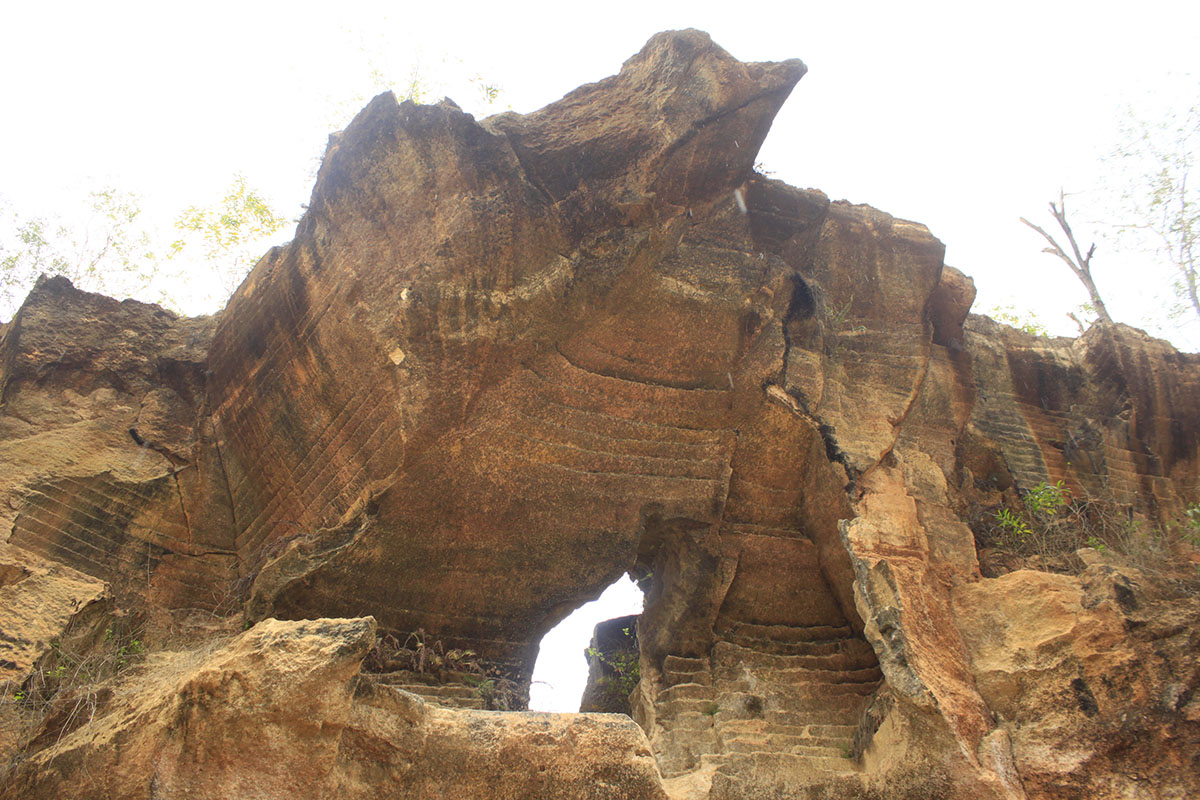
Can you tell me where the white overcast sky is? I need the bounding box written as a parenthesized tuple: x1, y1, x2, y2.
(2, 1, 1198, 709)
(3, 1, 1199, 342)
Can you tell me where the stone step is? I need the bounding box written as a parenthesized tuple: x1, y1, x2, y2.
(717, 719, 857, 743)
(663, 655, 710, 672)
(727, 734, 852, 752)
(371, 669, 479, 685)
(719, 678, 880, 698)
(707, 769, 867, 798)
(720, 736, 846, 759)
(716, 708, 862, 728)
(371, 669, 438, 685)
(709, 706, 862, 728)
(657, 682, 715, 703)
(766, 707, 866, 727)
(724, 622, 855, 643)
(662, 655, 712, 687)
(714, 664, 882, 688)
(664, 667, 712, 687)
(657, 697, 721, 717)
(713, 654, 878, 679)
(658, 711, 716, 731)
(767, 666, 882, 684)
(723, 637, 870, 658)
(388, 683, 479, 699)
(388, 687, 487, 710)
(713, 640, 877, 669)
(701, 750, 859, 776)
(439, 696, 487, 709)
(713, 688, 873, 714)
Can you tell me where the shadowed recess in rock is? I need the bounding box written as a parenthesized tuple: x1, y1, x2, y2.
(529, 574, 644, 713)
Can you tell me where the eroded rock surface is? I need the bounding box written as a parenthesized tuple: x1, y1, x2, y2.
(0, 276, 234, 611)
(4, 617, 667, 800)
(2, 28, 1198, 800)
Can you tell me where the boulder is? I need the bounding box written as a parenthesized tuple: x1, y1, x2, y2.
(3, 617, 668, 800)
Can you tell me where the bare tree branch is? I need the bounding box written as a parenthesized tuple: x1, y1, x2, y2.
(1067, 312, 1087, 335)
(1021, 190, 1114, 326)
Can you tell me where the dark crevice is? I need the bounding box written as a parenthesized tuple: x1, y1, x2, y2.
(171, 472, 193, 541)
(779, 274, 817, 385)
(210, 434, 241, 556)
(818, 422, 853, 475)
(1071, 677, 1100, 717)
(783, 275, 817, 323)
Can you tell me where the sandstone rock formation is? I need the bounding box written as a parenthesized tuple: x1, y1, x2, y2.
(2, 29, 1198, 800)
(5, 617, 668, 799)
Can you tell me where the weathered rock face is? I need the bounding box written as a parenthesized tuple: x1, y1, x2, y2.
(4, 617, 668, 800)
(0, 277, 234, 611)
(207, 30, 816, 684)
(2, 28, 1199, 800)
(953, 567, 1200, 799)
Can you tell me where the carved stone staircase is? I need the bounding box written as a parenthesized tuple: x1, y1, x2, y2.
(651, 623, 882, 796)
(370, 669, 488, 709)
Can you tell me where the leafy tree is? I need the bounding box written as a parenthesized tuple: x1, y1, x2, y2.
(170, 174, 289, 302)
(1, 189, 159, 316)
(1109, 94, 1199, 323)
(0, 176, 287, 320)
(987, 304, 1050, 337)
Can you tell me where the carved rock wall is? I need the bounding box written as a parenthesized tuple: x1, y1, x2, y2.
(2, 28, 1198, 800)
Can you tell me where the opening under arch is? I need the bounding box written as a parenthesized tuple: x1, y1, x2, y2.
(528, 573, 645, 712)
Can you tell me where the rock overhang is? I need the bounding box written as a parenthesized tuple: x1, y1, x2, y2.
(1, 28, 1198, 800)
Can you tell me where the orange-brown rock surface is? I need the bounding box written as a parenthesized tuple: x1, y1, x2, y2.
(4, 616, 669, 799)
(2, 29, 1198, 800)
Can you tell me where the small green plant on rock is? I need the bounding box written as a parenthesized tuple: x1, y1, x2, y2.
(985, 480, 1194, 574)
(586, 646, 641, 700)
(2, 615, 147, 780)
(1181, 503, 1200, 548)
(990, 480, 1073, 563)
(1024, 480, 1070, 517)
(994, 507, 1032, 545)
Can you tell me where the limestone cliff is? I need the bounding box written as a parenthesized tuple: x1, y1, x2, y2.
(1, 29, 1197, 800)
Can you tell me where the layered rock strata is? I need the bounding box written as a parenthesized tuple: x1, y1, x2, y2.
(2, 28, 1198, 800)
(4, 617, 669, 799)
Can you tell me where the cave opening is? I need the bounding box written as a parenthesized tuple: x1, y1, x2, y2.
(527, 573, 644, 712)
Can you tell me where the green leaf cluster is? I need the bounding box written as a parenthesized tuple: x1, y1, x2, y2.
(170, 174, 289, 297)
(586, 645, 641, 699)
(1, 175, 287, 319)
(987, 305, 1050, 337)
(992, 480, 1072, 554)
